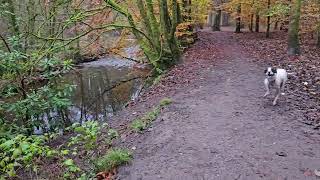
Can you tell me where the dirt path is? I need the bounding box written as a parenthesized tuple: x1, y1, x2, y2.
(116, 30, 320, 180)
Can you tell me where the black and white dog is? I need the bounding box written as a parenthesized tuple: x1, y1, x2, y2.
(264, 67, 288, 105)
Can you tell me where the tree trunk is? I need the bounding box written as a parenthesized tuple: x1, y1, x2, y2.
(208, 11, 214, 27)
(212, 10, 221, 31)
(146, 0, 161, 49)
(160, 0, 180, 66)
(255, 13, 260, 32)
(221, 12, 229, 26)
(169, 0, 180, 61)
(287, 0, 302, 55)
(177, 2, 182, 24)
(249, 14, 253, 32)
(317, 1, 320, 47)
(188, 0, 192, 20)
(235, 5, 241, 33)
(26, 0, 36, 50)
(5, 0, 20, 36)
(317, 25, 320, 48)
(266, 0, 271, 38)
(274, 21, 278, 30)
(137, 0, 153, 38)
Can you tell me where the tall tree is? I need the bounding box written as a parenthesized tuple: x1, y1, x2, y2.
(4, 0, 20, 37)
(160, 0, 180, 63)
(212, 9, 222, 31)
(212, 0, 222, 31)
(317, 0, 320, 47)
(249, 14, 254, 32)
(255, 13, 260, 32)
(266, 0, 271, 37)
(317, 26, 320, 47)
(235, 4, 241, 33)
(287, 0, 302, 55)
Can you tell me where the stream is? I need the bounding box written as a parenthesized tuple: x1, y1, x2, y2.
(59, 55, 149, 124)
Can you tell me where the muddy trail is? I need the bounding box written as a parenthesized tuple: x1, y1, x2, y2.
(114, 30, 320, 180)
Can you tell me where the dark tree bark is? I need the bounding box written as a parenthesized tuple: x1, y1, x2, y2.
(249, 14, 254, 32)
(317, 0, 320, 47)
(266, 0, 271, 38)
(235, 5, 241, 33)
(317, 31, 320, 48)
(255, 13, 260, 32)
(287, 0, 302, 55)
(212, 10, 221, 31)
(274, 21, 279, 30)
(0, 34, 11, 53)
(221, 12, 229, 26)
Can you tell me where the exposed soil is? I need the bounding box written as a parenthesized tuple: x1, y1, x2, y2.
(110, 29, 320, 180)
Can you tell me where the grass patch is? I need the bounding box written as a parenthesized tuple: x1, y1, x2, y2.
(130, 98, 172, 132)
(131, 119, 147, 133)
(94, 148, 132, 173)
(144, 107, 160, 121)
(159, 98, 172, 107)
(153, 75, 163, 85)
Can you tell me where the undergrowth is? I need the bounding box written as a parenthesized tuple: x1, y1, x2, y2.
(94, 148, 132, 173)
(1, 98, 172, 179)
(131, 98, 172, 132)
(0, 120, 121, 179)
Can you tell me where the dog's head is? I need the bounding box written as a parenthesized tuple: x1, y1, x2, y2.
(264, 67, 277, 76)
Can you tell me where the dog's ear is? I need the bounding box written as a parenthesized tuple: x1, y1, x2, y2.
(272, 68, 277, 74)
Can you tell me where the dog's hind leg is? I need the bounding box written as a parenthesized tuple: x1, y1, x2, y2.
(280, 81, 286, 95)
(273, 87, 280, 106)
(264, 78, 270, 97)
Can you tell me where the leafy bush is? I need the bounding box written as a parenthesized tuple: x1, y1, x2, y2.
(94, 148, 132, 173)
(106, 129, 119, 145)
(63, 158, 81, 179)
(68, 121, 108, 150)
(0, 134, 55, 177)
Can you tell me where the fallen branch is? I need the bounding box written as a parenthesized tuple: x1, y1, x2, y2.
(0, 34, 11, 53)
(109, 50, 141, 63)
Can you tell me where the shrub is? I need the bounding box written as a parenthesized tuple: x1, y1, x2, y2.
(94, 149, 132, 172)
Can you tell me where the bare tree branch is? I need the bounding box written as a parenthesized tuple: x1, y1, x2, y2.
(0, 34, 12, 53)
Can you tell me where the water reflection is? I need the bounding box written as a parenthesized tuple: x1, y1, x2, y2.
(61, 57, 146, 122)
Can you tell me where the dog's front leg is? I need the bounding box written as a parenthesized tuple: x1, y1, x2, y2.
(273, 87, 280, 105)
(264, 78, 270, 97)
